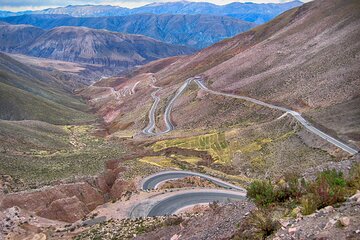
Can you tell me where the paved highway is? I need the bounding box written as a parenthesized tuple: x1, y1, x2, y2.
(147, 190, 246, 216)
(194, 78, 358, 155)
(142, 86, 161, 135)
(141, 170, 246, 191)
(162, 78, 193, 134)
(143, 78, 193, 136)
(129, 188, 246, 218)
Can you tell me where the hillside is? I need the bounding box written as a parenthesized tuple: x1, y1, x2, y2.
(0, 24, 44, 52)
(1, 1, 360, 239)
(0, 24, 193, 67)
(0, 53, 94, 124)
(1, 14, 256, 49)
(82, 0, 359, 180)
(147, 0, 360, 146)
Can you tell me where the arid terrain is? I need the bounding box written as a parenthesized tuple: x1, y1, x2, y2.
(0, 0, 359, 239)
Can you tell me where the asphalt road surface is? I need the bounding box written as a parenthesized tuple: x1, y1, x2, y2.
(147, 190, 246, 216)
(141, 170, 246, 191)
(129, 188, 247, 218)
(142, 87, 161, 135)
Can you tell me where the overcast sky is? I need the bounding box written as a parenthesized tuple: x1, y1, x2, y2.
(0, 0, 311, 12)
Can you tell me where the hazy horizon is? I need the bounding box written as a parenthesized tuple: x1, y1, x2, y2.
(0, 0, 311, 12)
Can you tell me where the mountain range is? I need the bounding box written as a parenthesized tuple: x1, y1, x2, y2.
(0, 1, 303, 24)
(0, 14, 256, 49)
(0, 23, 193, 67)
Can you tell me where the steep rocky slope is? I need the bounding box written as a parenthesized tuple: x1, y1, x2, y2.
(0, 24, 193, 67)
(1, 14, 256, 49)
(0, 23, 44, 52)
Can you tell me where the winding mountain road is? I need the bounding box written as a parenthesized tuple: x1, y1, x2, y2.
(147, 190, 246, 217)
(141, 170, 246, 191)
(142, 86, 161, 135)
(143, 78, 193, 136)
(141, 76, 357, 155)
(129, 188, 246, 218)
(194, 79, 358, 155)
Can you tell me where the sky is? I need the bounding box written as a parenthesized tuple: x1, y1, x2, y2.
(0, 0, 311, 12)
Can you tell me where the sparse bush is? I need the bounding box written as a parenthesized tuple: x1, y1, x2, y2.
(247, 180, 275, 207)
(284, 173, 307, 200)
(300, 193, 319, 215)
(209, 200, 220, 211)
(347, 163, 360, 190)
(311, 169, 346, 207)
(232, 209, 280, 240)
(163, 216, 183, 226)
(300, 169, 346, 215)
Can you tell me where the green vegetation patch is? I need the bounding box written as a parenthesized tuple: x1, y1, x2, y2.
(0, 124, 124, 187)
(152, 132, 232, 165)
(246, 167, 359, 215)
(0, 82, 95, 124)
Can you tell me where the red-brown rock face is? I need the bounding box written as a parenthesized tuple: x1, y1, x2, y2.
(0, 182, 104, 222)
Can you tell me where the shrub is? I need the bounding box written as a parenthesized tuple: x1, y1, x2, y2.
(232, 209, 280, 240)
(311, 169, 346, 208)
(209, 200, 220, 211)
(247, 180, 275, 207)
(285, 174, 307, 200)
(300, 193, 319, 215)
(347, 163, 360, 190)
(300, 169, 347, 215)
(163, 216, 183, 226)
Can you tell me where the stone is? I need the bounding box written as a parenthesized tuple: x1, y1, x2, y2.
(288, 227, 297, 234)
(31, 233, 47, 240)
(322, 206, 334, 213)
(349, 190, 360, 201)
(170, 234, 181, 240)
(339, 217, 350, 227)
(280, 220, 290, 227)
(325, 218, 337, 229)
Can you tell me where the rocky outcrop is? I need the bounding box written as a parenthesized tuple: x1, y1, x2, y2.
(273, 193, 360, 240)
(110, 179, 136, 200)
(0, 182, 104, 222)
(38, 196, 89, 223)
(95, 160, 136, 200)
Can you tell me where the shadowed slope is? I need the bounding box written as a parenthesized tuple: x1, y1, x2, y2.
(0, 53, 94, 124)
